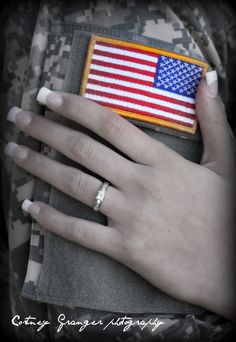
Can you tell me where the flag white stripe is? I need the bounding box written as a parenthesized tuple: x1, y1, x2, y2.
(94, 43, 158, 63)
(88, 74, 195, 104)
(86, 83, 195, 115)
(90, 64, 154, 82)
(92, 54, 157, 73)
(85, 93, 194, 124)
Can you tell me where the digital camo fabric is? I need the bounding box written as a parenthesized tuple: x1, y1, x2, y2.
(0, 0, 236, 341)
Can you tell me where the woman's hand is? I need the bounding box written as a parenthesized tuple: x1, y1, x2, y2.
(5, 71, 235, 320)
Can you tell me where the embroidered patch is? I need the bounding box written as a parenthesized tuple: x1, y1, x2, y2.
(80, 36, 208, 134)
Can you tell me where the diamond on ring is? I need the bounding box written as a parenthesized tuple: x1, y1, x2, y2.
(93, 181, 110, 212)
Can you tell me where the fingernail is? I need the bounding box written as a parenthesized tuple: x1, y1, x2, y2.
(206, 70, 218, 98)
(22, 199, 33, 212)
(22, 199, 40, 216)
(7, 106, 22, 123)
(4, 142, 29, 161)
(37, 87, 63, 107)
(7, 107, 32, 129)
(4, 142, 18, 157)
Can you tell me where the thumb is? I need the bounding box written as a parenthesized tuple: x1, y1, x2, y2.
(195, 70, 234, 177)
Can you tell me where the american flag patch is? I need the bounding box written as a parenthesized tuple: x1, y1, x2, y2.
(80, 36, 208, 134)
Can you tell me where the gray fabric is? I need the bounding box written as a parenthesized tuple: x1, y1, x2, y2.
(22, 23, 205, 314)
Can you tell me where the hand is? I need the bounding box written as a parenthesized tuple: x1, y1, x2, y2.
(5, 72, 235, 320)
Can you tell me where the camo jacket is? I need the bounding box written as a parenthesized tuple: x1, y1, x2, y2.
(0, 1, 236, 341)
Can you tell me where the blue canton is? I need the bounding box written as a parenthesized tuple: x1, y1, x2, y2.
(154, 55, 203, 98)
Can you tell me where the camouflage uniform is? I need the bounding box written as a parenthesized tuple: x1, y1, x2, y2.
(0, 1, 236, 341)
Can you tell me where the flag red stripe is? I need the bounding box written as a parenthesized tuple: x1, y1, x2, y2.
(96, 41, 159, 58)
(86, 89, 195, 119)
(87, 78, 195, 109)
(93, 49, 157, 67)
(91, 59, 155, 77)
(89, 69, 154, 87)
(90, 98, 193, 127)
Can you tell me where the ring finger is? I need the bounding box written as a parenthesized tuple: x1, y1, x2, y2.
(4, 143, 123, 219)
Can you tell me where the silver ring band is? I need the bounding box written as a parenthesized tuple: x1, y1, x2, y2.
(93, 181, 110, 212)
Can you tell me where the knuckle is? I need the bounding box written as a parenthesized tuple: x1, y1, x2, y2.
(153, 141, 172, 167)
(68, 171, 87, 197)
(212, 114, 227, 128)
(100, 114, 126, 139)
(68, 220, 85, 242)
(206, 101, 228, 128)
(148, 182, 162, 201)
(122, 235, 145, 264)
(135, 166, 162, 201)
(159, 155, 174, 172)
(69, 133, 96, 161)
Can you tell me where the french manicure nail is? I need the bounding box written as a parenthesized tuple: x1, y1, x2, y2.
(22, 199, 33, 212)
(22, 199, 40, 216)
(206, 70, 218, 98)
(7, 108, 32, 129)
(7, 106, 22, 123)
(4, 142, 29, 161)
(37, 87, 63, 107)
(37, 87, 52, 104)
(4, 142, 18, 157)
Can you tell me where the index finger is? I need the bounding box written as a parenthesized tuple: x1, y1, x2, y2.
(37, 87, 170, 165)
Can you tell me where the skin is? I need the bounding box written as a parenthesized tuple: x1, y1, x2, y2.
(6, 79, 235, 320)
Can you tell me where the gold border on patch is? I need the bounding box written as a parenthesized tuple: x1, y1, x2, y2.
(80, 35, 208, 134)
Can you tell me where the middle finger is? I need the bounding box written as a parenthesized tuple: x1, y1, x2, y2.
(7, 107, 134, 189)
